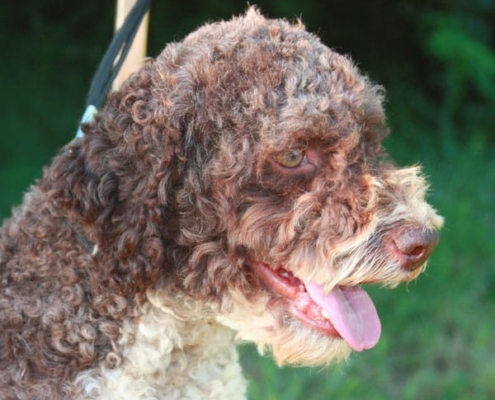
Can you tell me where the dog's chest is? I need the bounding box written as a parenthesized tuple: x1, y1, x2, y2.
(73, 303, 247, 400)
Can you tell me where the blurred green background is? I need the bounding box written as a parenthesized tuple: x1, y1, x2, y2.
(1, 1, 494, 399)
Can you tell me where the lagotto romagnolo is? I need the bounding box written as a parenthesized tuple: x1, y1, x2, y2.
(0, 8, 443, 399)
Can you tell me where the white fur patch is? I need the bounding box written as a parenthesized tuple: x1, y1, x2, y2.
(73, 301, 247, 400)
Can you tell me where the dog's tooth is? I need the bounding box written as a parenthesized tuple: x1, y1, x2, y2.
(279, 271, 289, 278)
(321, 309, 331, 320)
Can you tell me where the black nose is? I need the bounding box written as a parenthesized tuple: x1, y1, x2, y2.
(390, 227, 439, 271)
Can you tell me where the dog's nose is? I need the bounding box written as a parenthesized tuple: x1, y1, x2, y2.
(391, 227, 439, 271)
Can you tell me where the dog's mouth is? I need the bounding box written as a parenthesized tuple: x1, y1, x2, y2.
(250, 260, 381, 351)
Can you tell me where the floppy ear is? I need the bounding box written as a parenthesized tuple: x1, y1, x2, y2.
(42, 60, 183, 296)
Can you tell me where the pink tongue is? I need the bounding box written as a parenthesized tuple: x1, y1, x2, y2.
(306, 282, 381, 351)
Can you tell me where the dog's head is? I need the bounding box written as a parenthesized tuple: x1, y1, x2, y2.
(51, 8, 442, 366)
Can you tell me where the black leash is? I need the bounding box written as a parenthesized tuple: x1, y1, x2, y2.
(76, 0, 152, 138)
(68, 0, 152, 256)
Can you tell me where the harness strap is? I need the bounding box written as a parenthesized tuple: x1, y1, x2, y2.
(69, 1, 152, 255)
(76, 0, 152, 138)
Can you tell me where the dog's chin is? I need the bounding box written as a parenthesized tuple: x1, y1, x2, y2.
(215, 261, 364, 366)
(217, 289, 352, 366)
(261, 313, 353, 367)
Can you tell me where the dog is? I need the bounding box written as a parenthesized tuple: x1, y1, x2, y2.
(0, 8, 442, 399)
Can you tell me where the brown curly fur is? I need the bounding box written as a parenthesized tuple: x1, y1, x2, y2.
(0, 8, 442, 399)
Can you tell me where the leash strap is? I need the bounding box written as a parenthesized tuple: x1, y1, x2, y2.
(76, 0, 152, 138)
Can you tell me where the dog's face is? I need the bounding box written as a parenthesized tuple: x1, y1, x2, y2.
(112, 9, 442, 367)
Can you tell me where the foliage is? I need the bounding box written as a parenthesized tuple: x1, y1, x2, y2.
(421, 5, 495, 146)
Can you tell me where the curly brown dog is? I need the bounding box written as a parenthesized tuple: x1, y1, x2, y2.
(0, 8, 442, 399)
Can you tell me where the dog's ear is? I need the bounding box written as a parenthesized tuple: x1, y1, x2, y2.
(43, 61, 182, 296)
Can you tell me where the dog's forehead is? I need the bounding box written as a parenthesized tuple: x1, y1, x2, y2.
(253, 59, 387, 154)
(176, 10, 362, 94)
(156, 10, 387, 155)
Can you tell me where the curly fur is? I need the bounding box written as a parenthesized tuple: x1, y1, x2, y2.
(0, 8, 442, 399)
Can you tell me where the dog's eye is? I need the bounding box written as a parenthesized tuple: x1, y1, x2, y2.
(275, 150, 305, 168)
